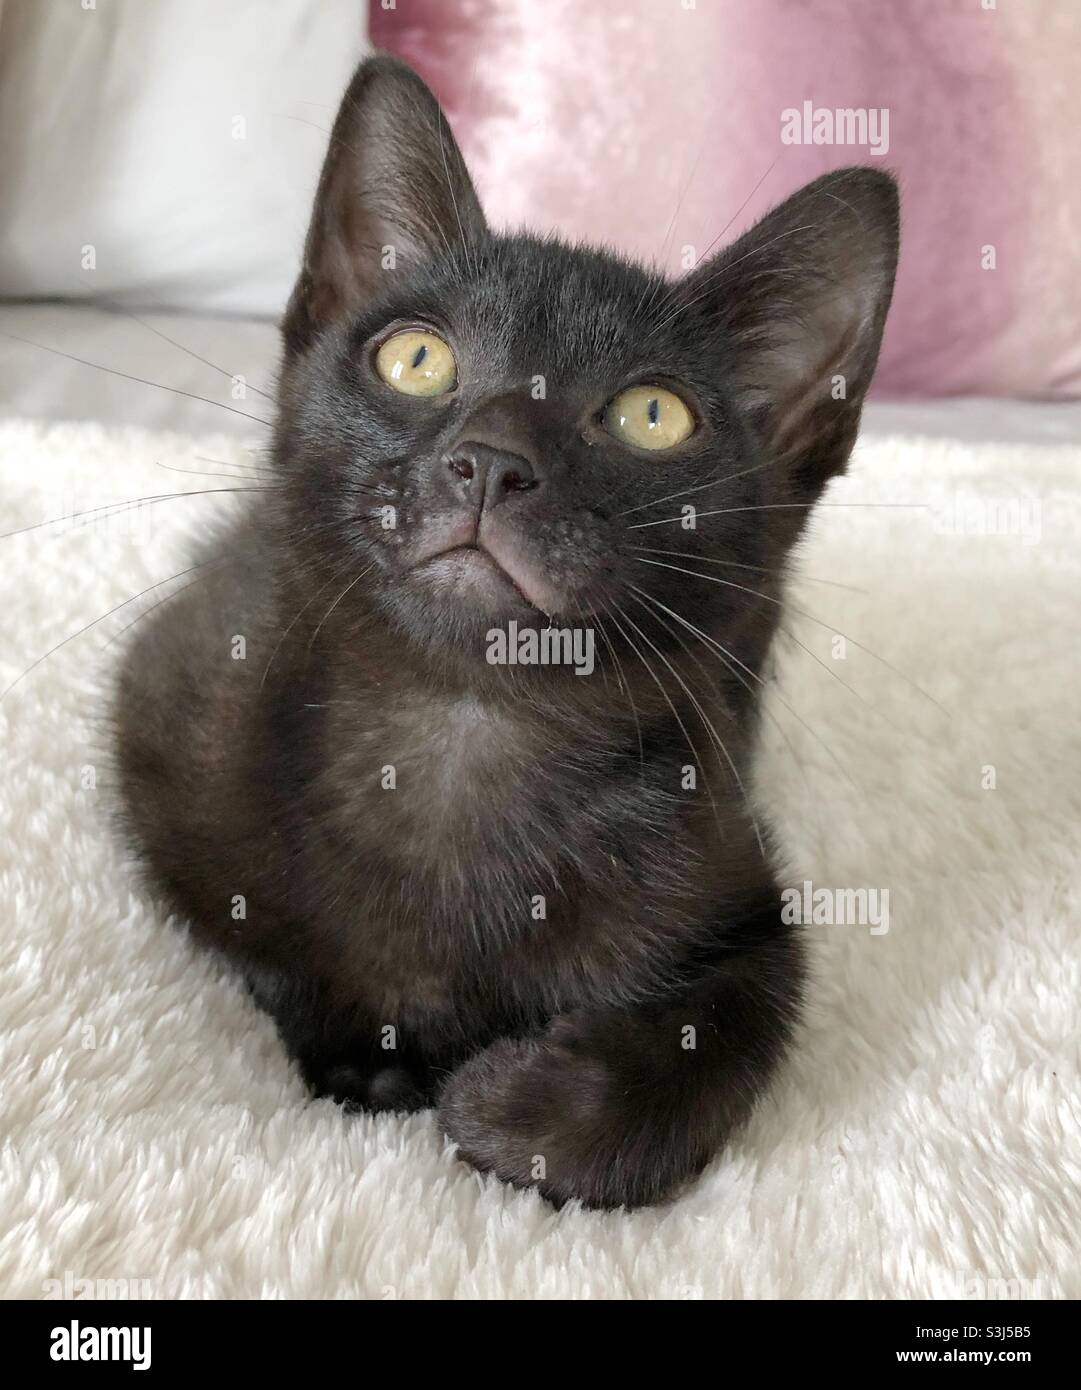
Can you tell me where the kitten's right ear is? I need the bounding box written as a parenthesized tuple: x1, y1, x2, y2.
(678, 168, 899, 496)
(282, 56, 486, 358)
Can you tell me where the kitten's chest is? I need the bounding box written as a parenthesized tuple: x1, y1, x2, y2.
(320, 691, 551, 860)
(300, 690, 709, 1022)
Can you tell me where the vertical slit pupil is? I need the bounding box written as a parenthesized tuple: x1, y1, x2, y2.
(647, 397, 660, 425)
(410, 344, 429, 370)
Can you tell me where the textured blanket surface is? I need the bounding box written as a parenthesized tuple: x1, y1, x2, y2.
(0, 417, 1077, 1300)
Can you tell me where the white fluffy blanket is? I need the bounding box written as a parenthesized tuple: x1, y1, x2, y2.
(1, 417, 1078, 1300)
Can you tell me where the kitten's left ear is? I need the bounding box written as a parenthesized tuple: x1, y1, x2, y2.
(283, 56, 487, 357)
(681, 168, 899, 493)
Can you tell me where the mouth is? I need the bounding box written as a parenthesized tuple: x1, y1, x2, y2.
(417, 544, 541, 613)
(410, 509, 566, 617)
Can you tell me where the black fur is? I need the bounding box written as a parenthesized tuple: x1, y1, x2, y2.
(114, 57, 899, 1208)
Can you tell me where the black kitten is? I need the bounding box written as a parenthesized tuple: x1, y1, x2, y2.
(114, 56, 898, 1208)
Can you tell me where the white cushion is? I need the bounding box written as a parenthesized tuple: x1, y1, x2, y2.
(0, 0, 367, 316)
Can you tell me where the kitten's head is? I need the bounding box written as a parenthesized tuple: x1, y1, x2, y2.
(274, 57, 898, 680)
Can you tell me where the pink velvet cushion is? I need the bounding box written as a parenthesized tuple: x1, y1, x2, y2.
(372, 0, 1081, 399)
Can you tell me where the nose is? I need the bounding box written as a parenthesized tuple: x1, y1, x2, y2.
(444, 442, 538, 511)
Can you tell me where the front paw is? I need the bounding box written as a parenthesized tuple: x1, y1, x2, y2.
(310, 1060, 429, 1114)
(437, 1029, 697, 1209)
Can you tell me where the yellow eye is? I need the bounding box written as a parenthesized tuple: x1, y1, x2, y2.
(374, 329, 457, 396)
(604, 385, 694, 451)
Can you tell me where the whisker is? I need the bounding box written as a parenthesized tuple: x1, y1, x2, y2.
(608, 603, 717, 824)
(626, 586, 730, 712)
(643, 219, 817, 342)
(645, 202, 854, 342)
(0, 487, 271, 544)
(572, 599, 609, 696)
(437, 114, 471, 272)
(656, 130, 709, 271)
(103, 559, 232, 651)
(156, 460, 276, 483)
(195, 454, 282, 481)
(89, 299, 276, 402)
(631, 546, 864, 593)
(610, 603, 748, 856)
(0, 556, 227, 703)
(631, 131, 715, 324)
(633, 584, 860, 792)
(690, 158, 780, 271)
(634, 556, 949, 717)
(274, 112, 331, 136)
(592, 608, 644, 773)
(629, 501, 930, 531)
(621, 594, 767, 860)
(616, 454, 781, 518)
(627, 583, 817, 796)
(307, 563, 376, 653)
(776, 620, 906, 736)
(630, 159, 780, 346)
(0, 330, 274, 428)
(260, 556, 359, 691)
